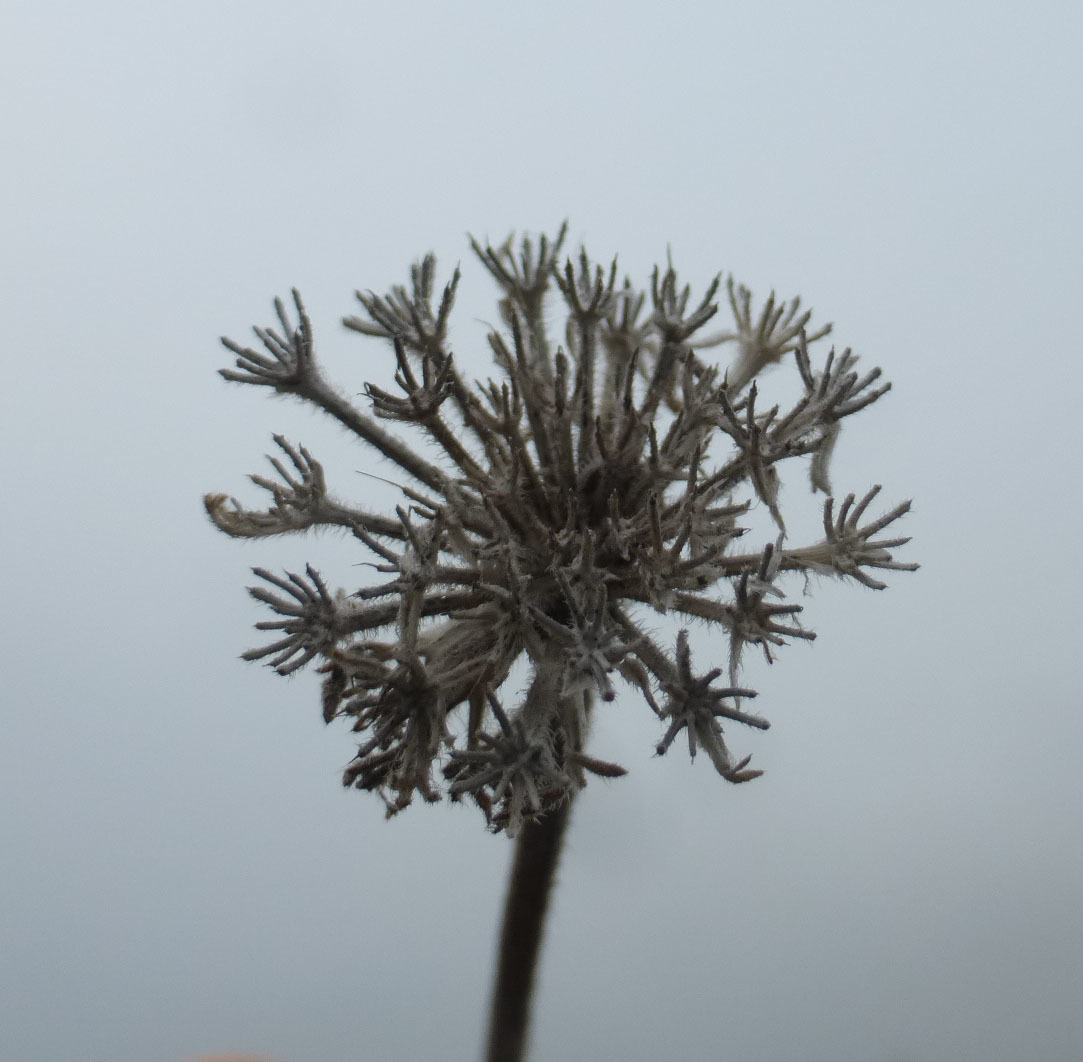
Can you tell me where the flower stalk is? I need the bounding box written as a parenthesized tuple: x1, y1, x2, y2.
(486, 800, 573, 1062)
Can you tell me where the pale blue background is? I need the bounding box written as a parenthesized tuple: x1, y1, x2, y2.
(3, 2, 1081, 1060)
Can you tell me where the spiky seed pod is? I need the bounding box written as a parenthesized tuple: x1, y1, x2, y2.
(207, 224, 916, 834)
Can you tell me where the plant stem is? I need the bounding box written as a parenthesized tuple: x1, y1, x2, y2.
(484, 799, 573, 1062)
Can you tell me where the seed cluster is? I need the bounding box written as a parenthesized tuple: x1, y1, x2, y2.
(206, 225, 915, 833)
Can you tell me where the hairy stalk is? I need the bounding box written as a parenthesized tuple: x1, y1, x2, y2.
(486, 799, 573, 1062)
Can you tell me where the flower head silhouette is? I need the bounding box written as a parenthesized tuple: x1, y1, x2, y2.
(206, 224, 915, 836)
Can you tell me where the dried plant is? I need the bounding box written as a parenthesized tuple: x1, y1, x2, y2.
(205, 223, 915, 1062)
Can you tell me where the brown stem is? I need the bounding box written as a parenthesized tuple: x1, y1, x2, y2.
(484, 799, 573, 1062)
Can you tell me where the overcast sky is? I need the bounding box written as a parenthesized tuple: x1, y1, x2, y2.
(3, 2, 1081, 1061)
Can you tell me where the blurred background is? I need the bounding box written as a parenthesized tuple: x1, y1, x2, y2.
(3, 2, 1080, 1060)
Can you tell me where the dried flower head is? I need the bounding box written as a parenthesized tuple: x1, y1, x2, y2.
(206, 224, 916, 835)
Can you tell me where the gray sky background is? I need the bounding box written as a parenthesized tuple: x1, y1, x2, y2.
(3, 2, 1081, 1060)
